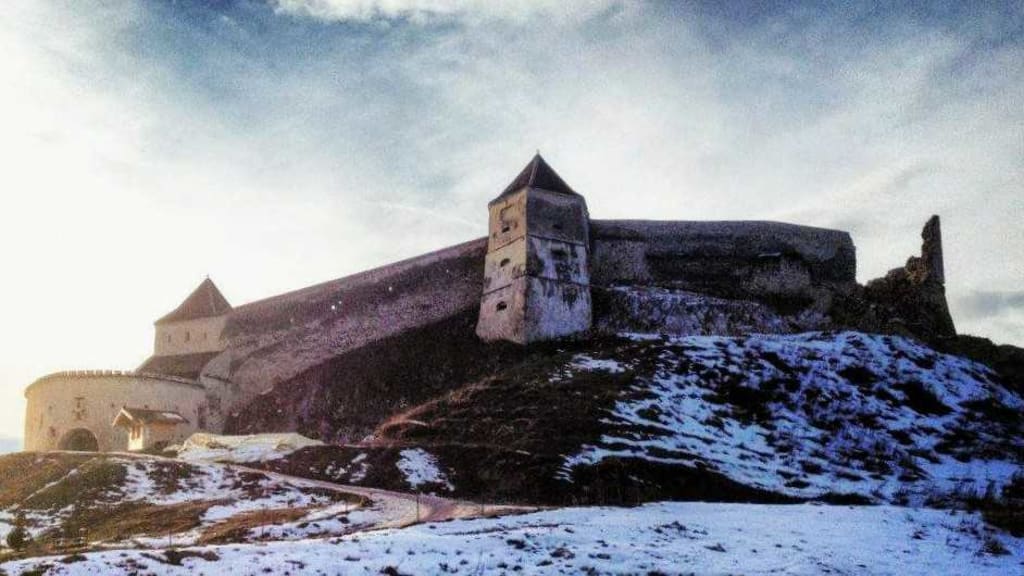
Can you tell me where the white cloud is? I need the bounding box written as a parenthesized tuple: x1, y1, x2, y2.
(270, 0, 631, 24)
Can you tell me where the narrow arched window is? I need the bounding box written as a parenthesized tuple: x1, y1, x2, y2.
(184, 331, 190, 342)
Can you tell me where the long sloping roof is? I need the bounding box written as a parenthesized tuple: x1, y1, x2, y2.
(492, 153, 579, 203)
(156, 278, 232, 325)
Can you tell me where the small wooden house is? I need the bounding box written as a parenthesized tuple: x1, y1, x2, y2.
(112, 407, 190, 452)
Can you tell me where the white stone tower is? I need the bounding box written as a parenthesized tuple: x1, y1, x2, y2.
(476, 154, 592, 344)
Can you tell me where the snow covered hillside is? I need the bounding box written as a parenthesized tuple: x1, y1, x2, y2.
(0, 453, 378, 556)
(564, 331, 1023, 503)
(367, 330, 1023, 506)
(5, 502, 1022, 575)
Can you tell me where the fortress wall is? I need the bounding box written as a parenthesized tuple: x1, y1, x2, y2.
(195, 220, 860, 420)
(225, 238, 488, 339)
(24, 372, 206, 452)
(589, 220, 856, 303)
(207, 238, 489, 406)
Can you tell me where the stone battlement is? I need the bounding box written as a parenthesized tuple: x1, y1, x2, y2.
(26, 370, 202, 395)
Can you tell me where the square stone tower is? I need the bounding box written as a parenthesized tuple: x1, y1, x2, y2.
(153, 277, 232, 357)
(476, 154, 592, 344)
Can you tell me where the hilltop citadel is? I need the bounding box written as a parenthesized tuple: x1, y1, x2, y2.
(24, 155, 955, 452)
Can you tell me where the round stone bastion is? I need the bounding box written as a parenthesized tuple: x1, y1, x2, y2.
(24, 370, 205, 452)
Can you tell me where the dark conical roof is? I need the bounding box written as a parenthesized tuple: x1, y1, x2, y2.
(155, 278, 232, 325)
(493, 153, 579, 202)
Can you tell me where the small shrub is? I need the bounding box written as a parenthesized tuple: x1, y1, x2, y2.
(6, 515, 29, 551)
(896, 381, 951, 416)
(980, 535, 1010, 556)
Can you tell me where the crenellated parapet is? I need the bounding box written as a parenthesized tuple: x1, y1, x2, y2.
(26, 370, 202, 393)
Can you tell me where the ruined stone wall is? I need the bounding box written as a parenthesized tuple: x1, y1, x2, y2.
(590, 220, 857, 306)
(858, 215, 956, 340)
(23, 372, 206, 452)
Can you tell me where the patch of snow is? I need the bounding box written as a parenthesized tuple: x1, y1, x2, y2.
(396, 449, 453, 491)
(177, 433, 323, 464)
(571, 355, 627, 373)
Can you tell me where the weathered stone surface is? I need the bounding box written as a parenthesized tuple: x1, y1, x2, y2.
(590, 220, 857, 288)
(522, 277, 592, 343)
(594, 286, 830, 336)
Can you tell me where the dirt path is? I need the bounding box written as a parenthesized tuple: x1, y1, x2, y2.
(232, 463, 533, 529)
(109, 451, 533, 534)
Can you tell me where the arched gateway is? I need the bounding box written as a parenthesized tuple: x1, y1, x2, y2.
(58, 428, 99, 452)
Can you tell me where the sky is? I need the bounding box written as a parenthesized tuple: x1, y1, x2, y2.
(0, 0, 1021, 442)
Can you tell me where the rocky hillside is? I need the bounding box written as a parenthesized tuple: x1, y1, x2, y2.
(257, 331, 1023, 513)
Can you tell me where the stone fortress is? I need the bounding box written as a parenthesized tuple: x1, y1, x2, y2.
(23, 155, 956, 452)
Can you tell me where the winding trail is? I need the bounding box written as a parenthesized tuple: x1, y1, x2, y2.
(232, 462, 533, 530)
(116, 450, 532, 532)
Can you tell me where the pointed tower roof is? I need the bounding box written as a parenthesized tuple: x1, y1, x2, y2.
(155, 278, 232, 325)
(492, 153, 579, 203)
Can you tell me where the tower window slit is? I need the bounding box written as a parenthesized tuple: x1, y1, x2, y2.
(499, 258, 511, 268)
(496, 301, 508, 311)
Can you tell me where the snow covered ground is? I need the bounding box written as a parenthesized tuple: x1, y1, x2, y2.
(5, 502, 1021, 575)
(563, 331, 1024, 504)
(0, 454, 379, 551)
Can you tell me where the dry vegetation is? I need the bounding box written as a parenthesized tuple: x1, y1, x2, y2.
(0, 453, 362, 562)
